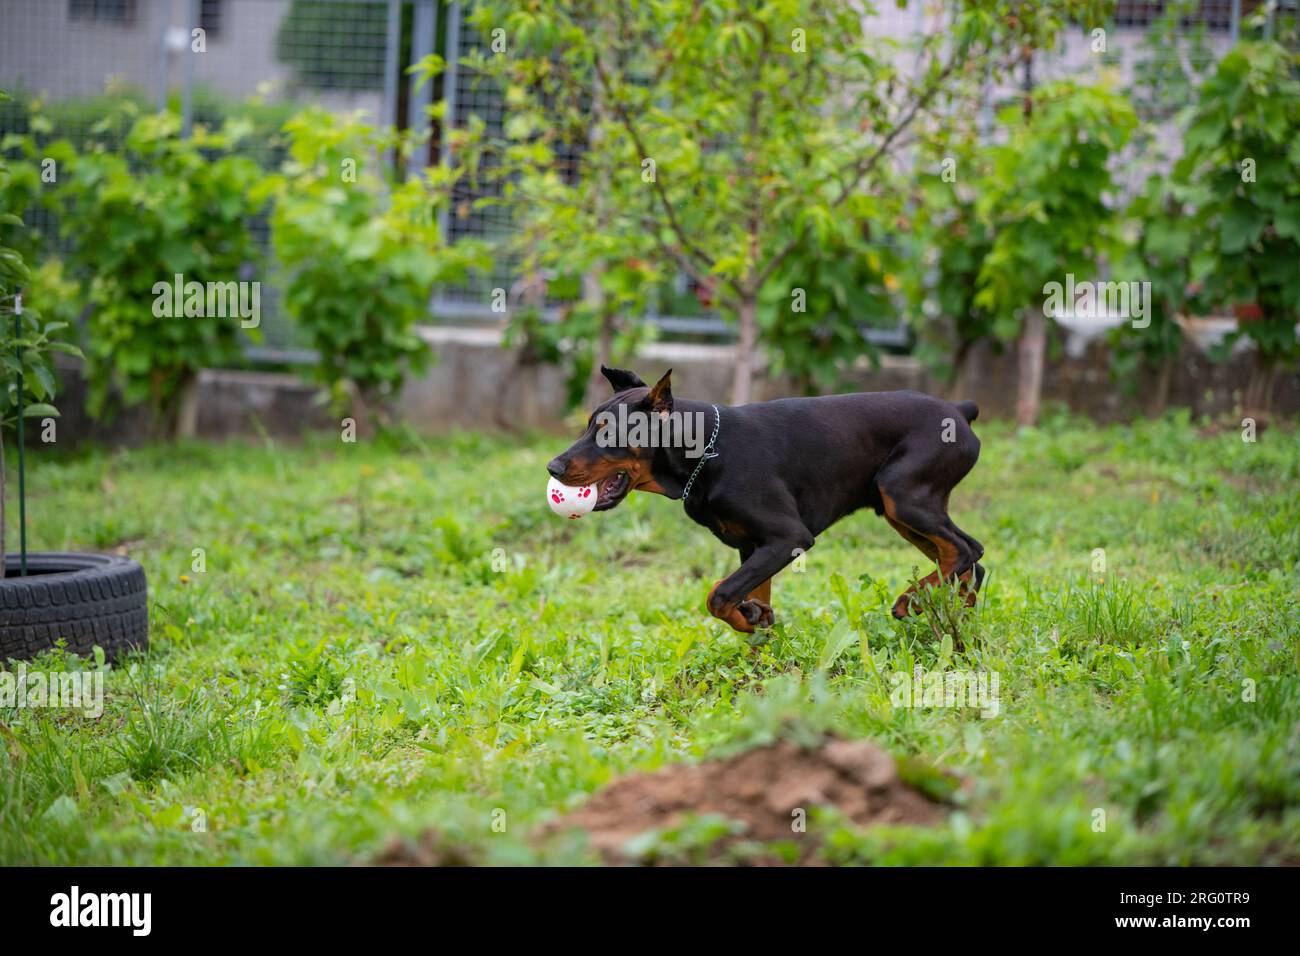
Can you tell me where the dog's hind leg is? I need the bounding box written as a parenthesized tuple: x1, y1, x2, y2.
(948, 518, 985, 606)
(884, 515, 943, 606)
(879, 485, 979, 619)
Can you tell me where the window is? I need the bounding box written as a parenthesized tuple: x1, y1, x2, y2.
(68, 0, 135, 24)
(200, 0, 223, 39)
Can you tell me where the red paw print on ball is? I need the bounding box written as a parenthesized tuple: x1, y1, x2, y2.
(577, 487, 592, 499)
(551, 490, 565, 503)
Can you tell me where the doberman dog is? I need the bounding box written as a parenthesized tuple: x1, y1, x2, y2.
(546, 366, 985, 633)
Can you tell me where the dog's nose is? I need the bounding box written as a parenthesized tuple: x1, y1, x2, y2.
(546, 457, 567, 479)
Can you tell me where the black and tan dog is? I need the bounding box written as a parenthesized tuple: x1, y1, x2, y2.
(546, 366, 985, 633)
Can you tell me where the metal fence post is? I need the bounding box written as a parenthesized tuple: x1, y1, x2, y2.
(1230, 0, 1242, 42)
(182, 0, 198, 137)
(384, 0, 403, 131)
(12, 293, 27, 577)
(383, 0, 403, 169)
(407, 0, 439, 179)
(157, 20, 170, 113)
(437, 2, 462, 249)
(440, 2, 461, 172)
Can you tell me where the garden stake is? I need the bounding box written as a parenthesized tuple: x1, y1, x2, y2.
(13, 292, 26, 576)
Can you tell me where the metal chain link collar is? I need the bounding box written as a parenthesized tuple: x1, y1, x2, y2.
(681, 404, 721, 502)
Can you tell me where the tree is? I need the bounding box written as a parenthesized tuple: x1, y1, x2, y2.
(974, 79, 1136, 425)
(1110, 174, 1191, 414)
(1172, 37, 1300, 422)
(259, 107, 489, 426)
(30, 109, 267, 432)
(906, 130, 996, 399)
(455, 0, 1108, 405)
(756, 193, 905, 395)
(1106, 2, 1214, 414)
(0, 112, 83, 574)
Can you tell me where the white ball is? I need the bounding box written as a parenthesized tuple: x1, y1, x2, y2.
(547, 476, 597, 519)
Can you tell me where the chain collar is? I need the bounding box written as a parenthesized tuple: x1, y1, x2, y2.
(681, 404, 720, 501)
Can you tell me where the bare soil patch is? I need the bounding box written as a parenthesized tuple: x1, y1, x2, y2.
(541, 737, 948, 864)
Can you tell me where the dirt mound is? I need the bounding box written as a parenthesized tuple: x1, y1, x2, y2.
(542, 737, 947, 864)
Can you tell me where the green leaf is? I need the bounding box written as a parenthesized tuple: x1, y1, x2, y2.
(817, 617, 859, 671)
(1220, 204, 1266, 254)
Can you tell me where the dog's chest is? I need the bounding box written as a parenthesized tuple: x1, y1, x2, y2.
(685, 498, 750, 548)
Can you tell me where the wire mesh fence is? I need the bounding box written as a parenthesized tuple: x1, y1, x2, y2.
(436, 6, 525, 320)
(0, 0, 1292, 359)
(0, 0, 403, 355)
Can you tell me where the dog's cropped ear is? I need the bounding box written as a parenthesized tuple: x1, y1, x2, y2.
(647, 369, 673, 416)
(601, 365, 647, 392)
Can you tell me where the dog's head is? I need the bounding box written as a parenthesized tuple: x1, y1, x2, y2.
(546, 366, 674, 511)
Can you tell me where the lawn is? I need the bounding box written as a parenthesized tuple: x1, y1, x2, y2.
(1, 411, 1298, 865)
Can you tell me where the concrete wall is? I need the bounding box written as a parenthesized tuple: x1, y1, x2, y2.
(395, 327, 1299, 432)
(38, 326, 1283, 448)
(38, 322, 1300, 447)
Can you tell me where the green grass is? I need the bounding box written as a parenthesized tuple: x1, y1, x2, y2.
(1, 409, 1298, 865)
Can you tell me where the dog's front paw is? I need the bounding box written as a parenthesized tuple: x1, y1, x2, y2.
(737, 599, 775, 629)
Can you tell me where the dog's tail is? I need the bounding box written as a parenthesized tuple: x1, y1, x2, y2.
(955, 399, 979, 424)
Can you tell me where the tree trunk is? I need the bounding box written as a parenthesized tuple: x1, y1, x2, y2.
(1242, 351, 1276, 427)
(1149, 354, 1173, 417)
(732, 295, 758, 406)
(1016, 309, 1046, 426)
(351, 385, 382, 440)
(950, 337, 975, 402)
(492, 349, 528, 434)
(582, 276, 614, 409)
(583, 29, 614, 411)
(176, 374, 201, 439)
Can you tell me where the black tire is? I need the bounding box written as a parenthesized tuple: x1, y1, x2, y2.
(0, 552, 149, 662)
